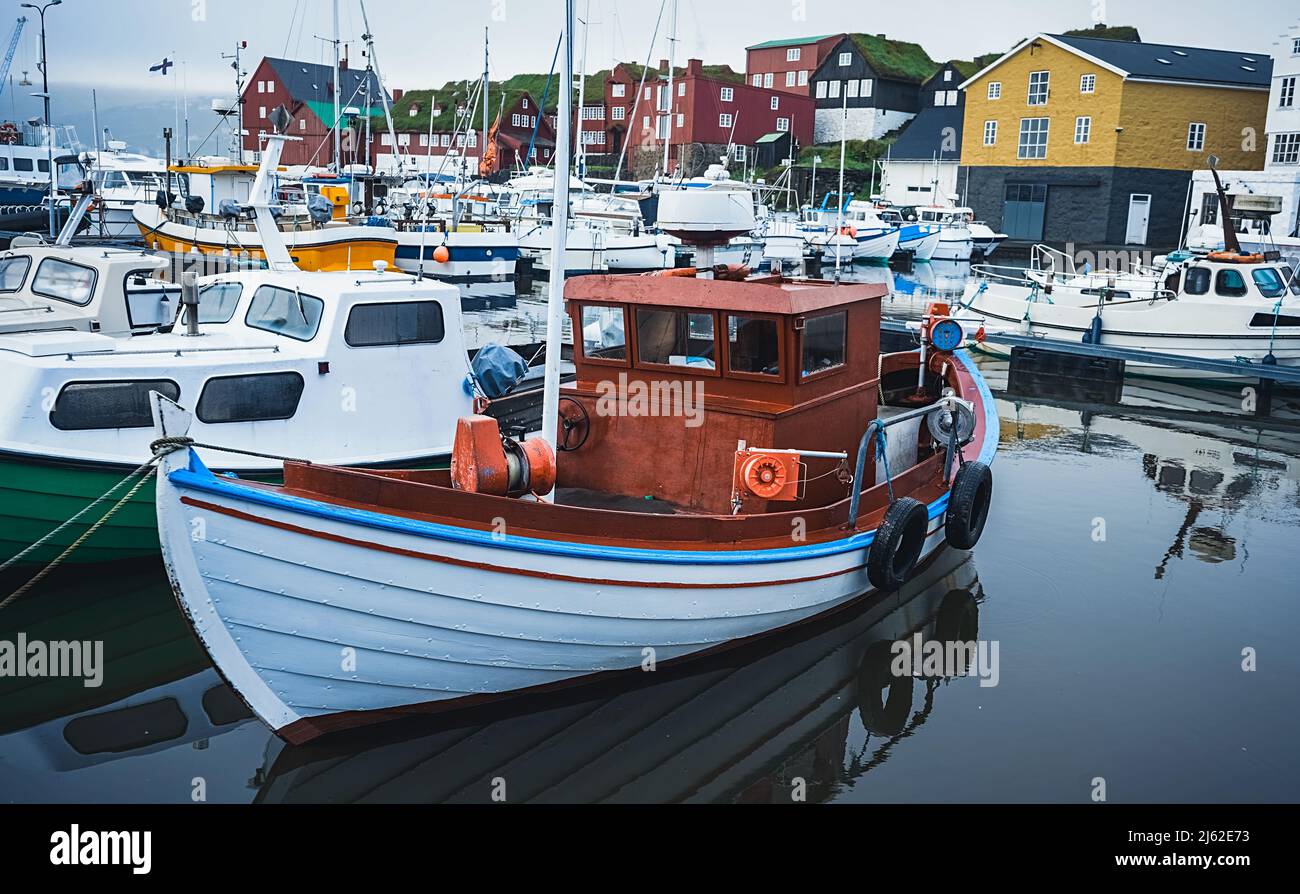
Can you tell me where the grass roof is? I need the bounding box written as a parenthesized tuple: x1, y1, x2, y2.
(847, 34, 940, 84)
(619, 61, 745, 86)
(379, 73, 563, 133)
(949, 53, 1002, 80)
(1063, 24, 1142, 42)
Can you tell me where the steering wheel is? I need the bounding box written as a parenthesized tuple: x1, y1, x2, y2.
(557, 397, 590, 452)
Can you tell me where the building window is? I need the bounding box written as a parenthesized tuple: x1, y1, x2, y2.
(642, 116, 650, 129)
(1075, 116, 1091, 144)
(644, 86, 651, 100)
(776, 117, 789, 132)
(786, 71, 797, 87)
(1281, 76, 1296, 109)
(612, 106, 626, 121)
(732, 145, 746, 162)
(721, 87, 734, 102)
(988, 81, 1002, 100)
(511, 113, 520, 126)
(257, 81, 265, 93)
(398, 133, 410, 147)
(771, 95, 780, 110)
(787, 48, 801, 62)
(467, 132, 477, 147)
(1028, 71, 1050, 106)
(983, 120, 998, 146)
(678, 82, 685, 96)
(418, 134, 428, 147)
(815, 80, 827, 99)
(944, 70, 953, 82)
(1294, 37, 1300, 55)
(259, 106, 267, 119)
(1200, 191, 1225, 225)
(300, 119, 307, 131)
(441, 134, 451, 146)
(719, 113, 734, 128)
(612, 83, 626, 98)
(522, 98, 529, 109)
(861, 79, 873, 98)
(752, 74, 762, 87)
(381, 133, 393, 146)
(1080, 73, 1096, 94)
(1272, 132, 1300, 164)
(1187, 122, 1206, 151)
(1018, 117, 1049, 159)
(763, 73, 773, 88)
(267, 80, 275, 93)
(799, 70, 808, 86)
(676, 113, 683, 127)
(847, 79, 859, 98)
(828, 79, 840, 99)
(838, 52, 852, 66)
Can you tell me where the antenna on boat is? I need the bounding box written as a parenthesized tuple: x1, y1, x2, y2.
(252, 107, 300, 272)
(539, 0, 575, 503)
(1207, 155, 1243, 256)
(834, 72, 849, 283)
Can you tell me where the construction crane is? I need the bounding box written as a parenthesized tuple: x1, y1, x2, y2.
(0, 17, 28, 102)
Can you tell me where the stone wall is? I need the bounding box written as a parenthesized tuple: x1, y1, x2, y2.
(814, 107, 914, 143)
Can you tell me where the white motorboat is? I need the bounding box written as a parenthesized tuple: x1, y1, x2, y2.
(83, 143, 168, 239)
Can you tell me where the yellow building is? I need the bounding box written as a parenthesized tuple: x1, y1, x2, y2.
(957, 31, 1271, 248)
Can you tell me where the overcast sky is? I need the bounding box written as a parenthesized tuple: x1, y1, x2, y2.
(10, 0, 1300, 101)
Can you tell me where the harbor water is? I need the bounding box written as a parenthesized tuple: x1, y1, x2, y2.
(2, 262, 1297, 804)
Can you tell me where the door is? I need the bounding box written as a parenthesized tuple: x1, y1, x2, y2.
(1002, 184, 1047, 241)
(1125, 194, 1151, 245)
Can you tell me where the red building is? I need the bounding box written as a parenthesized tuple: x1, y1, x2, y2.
(623, 58, 815, 175)
(744, 35, 844, 96)
(240, 56, 387, 168)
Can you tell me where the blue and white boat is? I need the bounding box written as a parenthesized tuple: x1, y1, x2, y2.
(0, 122, 80, 222)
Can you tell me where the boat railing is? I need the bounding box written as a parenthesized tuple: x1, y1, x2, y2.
(1030, 243, 1076, 276)
(847, 395, 972, 531)
(61, 344, 283, 360)
(0, 304, 56, 316)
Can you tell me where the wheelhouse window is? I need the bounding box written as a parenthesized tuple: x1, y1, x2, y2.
(1183, 267, 1211, 295)
(727, 315, 781, 378)
(0, 255, 31, 291)
(245, 285, 325, 341)
(1214, 268, 1248, 297)
(1281, 266, 1300, 296)
(50, 380, 180, 431)
(345, 301, 446, 347)
(196, 372, 306, 424)
(580, 304, 627, 362)
(800, 312, 847, 379)
(196, 282, 244, 324)
(32, 257, 97, 306)
(1252, 268, 1300, 298)
(636, 308, 717, 371)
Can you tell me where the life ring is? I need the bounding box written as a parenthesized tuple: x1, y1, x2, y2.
(867, 496, 929, 591)
(839, 225, 857, 239)
(856, 640, 914, 736)
(944, 461, 993, 550)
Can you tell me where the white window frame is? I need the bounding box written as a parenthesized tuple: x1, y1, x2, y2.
(1028, 71, 1050, 106)
(776, 117, 790, 132)
(257, 81, 265, 94)
(847, 79, 859, 98)
(798, 70, 808, 86)
(944, 70, 953, 82)
(1281, 76, 1297, 109)
(752, 74, 762, 87)
(786, 71, 797, 87)
(676, 113, 683, 127)
(770, 95, 780, 110)
(719, 113, 734, 128)
(1187, 121, 1206, 151)
(763, 73, 774, 88)
(1074, 116, 1092, 144)
(721, 87, 734, 102)
(612, 106, 626, 121)
(1080, 73, 1096, 94)
(861, 79, 873, 98)
(988, 81, 1002, 100)
(1018, 117, 1049, 159)
(983, 120, 997, 146)
(838, 52, 852, 67)
(828, 79, 840, 99)
(815, 80, 827, 99)
(1271, 132, 1300, 164)
(612, 83, 626, 98)
(678, 82, 685, 97)
(786, 48, 801, 62)
(259, 106, 267, 119)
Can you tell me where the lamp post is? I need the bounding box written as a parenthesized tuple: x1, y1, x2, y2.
(21, 0, 62, 239)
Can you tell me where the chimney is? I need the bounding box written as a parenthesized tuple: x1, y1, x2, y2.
(658, 58, 669, 72)
(341, 48, 349, 70)
(686, 58, 702, 77)
(392, 88, 404, 102)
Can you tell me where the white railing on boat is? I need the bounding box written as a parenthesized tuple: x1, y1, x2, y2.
(59, 344, 282, 360)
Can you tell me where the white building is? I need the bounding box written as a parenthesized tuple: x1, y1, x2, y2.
(1188, 21, 1300, 263)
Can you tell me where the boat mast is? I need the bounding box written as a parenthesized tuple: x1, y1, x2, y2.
(483, 27, 489, 175)
(360, 0, 399, 175)
(576, 0, 590, 180)
(662, 0, 676, 176)
(834, 71, 848, 282)
(541, 0, 575, 502)
(332, 0, 342, 171)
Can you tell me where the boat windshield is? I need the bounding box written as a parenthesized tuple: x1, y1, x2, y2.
(1256, 266, 1300, 298)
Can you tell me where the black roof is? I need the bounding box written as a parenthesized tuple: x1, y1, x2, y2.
(264, 57, 388, 108)
(888, 105, 964, 161)
(1048, 34, 1273, 89)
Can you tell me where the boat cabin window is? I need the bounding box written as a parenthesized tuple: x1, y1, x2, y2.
(579, 304, 628, 363)
(635, 307, 717, 372)
(1281, 266, 1300, 297)
(196, 372, 306, 424)
(197, 283, 245, 324)
(345, 301, 446, 347)
(1184, 267, 1210, 295)
(800, 311, 847, 380)
(31, 258, 98, 306)
(0, 255, 31, 292)
(101, 171, 130, 190)
(49, 380, 181, 431)
(1214, 269, 1248, 298)
(727, 315, 782, 378)
(245, 286, 325, 341)
(1252, 267, 1300, 299)
(13, 158, 33, 172)
(0, 158, 7, 171)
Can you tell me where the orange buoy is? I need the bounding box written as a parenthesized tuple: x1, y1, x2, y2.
(432, 245, 451, 264)
(839, 225, 858, 239)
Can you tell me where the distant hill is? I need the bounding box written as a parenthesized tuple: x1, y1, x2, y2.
(1063, 24, 1142, 42)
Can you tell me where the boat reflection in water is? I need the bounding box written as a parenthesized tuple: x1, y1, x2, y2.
(253, 547, 984, 804)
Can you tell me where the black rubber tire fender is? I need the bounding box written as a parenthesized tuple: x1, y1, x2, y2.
(945, 461, 993, 550)
(867, 496, 930, 591)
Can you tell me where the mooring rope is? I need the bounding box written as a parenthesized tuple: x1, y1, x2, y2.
(0, 437, 310, 609)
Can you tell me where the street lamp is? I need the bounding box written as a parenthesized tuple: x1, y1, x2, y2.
(21, 0, 63, 239)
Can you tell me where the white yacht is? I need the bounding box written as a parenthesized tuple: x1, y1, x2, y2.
(82, 142, 169, 239)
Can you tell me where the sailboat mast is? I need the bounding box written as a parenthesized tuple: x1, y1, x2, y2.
(483, 28, 489, 168)
(576, 0, 590, 179)
(662, 0, 677, 175)
(332, 0, 342, 171)
(541, 0, 575, 502)
(834, 74, 848, 282)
